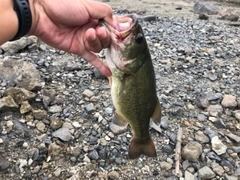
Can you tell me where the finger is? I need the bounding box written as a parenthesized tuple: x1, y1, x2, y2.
(96, 26, 111, 48)
(81, 51, 112, 77)
(85, 28, 102, 53)
(85, 1, 115, 27)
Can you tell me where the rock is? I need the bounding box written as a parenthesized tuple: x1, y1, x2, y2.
(42, 89, 56, 107)
(88, 150, 99, 160)
(50, 117, 63, 130)
(82, 89, 94, 98)
(195, 131, 209, 143)
(36, 121, 46, 132)
(211, 136, 227, 155)
(160, 116, 169, 129)
(108, 171, 120, 180)
(203, 128, 217, 139)
(224, 175, 238, 180)
(198, 166, 216, 179)
(226, 133, 240, 143)
(53, 168, 62, 177)
(32, 109, 47, 119)
(196, 94, 209, 109)
(0, 60, 41, 90)
(20, 101, 32, 114)
(199, 14, 209, 20)
(0, 162, 10, 171)
(219, 14, 239, 21)
(221, 95, 237, 108)
(233, 110, 240, 121)
(48, 142, 62, 157)
(184, 170, 195, 180)
(0, 96, 18, 112)
(160, 161, 172, 170)
(85, 103, 95, 113)
(207, 104, 223, 114)
(0, 37, 36, 54)
(52, 127, 71, 141)
(212, 59, 224, 67)
(211, 162, 224, 176)
(109, 122, 128, 134)
(140, 15, 157, 22)
(3, 87, 36, 105)
(193, 1, 218, 15)
(48, 105, 62, 113)
(207, 152, 221, 161)
(182, 141, 202, 162)
(232, 146, 240, 153)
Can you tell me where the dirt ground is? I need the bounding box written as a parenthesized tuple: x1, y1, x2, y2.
(100, 0, 240, 21)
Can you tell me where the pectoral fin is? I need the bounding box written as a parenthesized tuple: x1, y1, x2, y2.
(109, 113, 128, 134)
(151, 99, 161, 125)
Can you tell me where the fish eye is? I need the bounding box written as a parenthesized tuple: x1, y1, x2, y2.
(135, 33, 144, 44)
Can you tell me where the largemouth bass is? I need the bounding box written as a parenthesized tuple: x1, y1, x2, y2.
(101, 14, 161, 159)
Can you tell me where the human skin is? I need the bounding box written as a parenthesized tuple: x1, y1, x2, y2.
(0, 0, 114, 76)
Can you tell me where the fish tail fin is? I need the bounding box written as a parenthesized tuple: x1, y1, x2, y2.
(128, 137, 157, 159)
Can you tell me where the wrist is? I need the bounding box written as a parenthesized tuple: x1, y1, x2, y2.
(27, 0, 39, 36)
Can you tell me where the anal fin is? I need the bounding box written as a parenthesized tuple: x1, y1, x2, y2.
(151, 99, 161, 125)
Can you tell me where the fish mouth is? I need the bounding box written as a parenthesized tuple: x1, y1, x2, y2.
(100, 14, 138, 41)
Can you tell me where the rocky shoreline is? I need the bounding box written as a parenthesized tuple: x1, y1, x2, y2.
(1, 1, 240, 180)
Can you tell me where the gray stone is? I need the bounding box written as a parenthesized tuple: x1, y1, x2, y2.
(226, 133, 240, 143)
(224, 175, 238, 180)
(182, 141, 202, 162)
(107, 171, 120, 180)
(20, 101, 32, 114)
(85, 103, 95, 113)
(211, 136, 227, 155)
(50, 117, 63, 130)
(233, 110, 240, 121)
(198, 166, 216, 179)
(195, 131, 209, 143)
(193, 1, 218, 15)
(82, 89, 94, 98)
(52, 127, 71, 141)
(184, 170, 195, 180)
(0, 60, 41, 90)
(48, 105, 62, 113)
(0, 96, 18, 112)
(4, 87, 36, 105)
(232, 146, 240, 153)
(88, 150, 99, 160)
(160, 116, 169, 129)
(32, 109, 47, 120)
(36, 121, 46, 132)
(221, 94, 237, 108)
(211, 162, 224, 176)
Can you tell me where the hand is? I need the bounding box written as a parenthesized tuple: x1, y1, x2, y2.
(29, 0, 113, 76)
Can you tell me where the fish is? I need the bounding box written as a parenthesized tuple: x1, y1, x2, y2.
(100, 14, 161, 159)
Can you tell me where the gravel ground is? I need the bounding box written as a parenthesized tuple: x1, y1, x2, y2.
(0, 1, 240, 180)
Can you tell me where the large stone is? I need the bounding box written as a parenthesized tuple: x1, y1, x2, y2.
(0, 36, 37, 54)
(20, 101, 32, 114)
(182, 141, 202, 162)
(52, 127, 71, 141)
(0, 59, 41, 90)
(211, 136, 227, 155)
(221, 94, 237, 108)
(0, 96, 18, 112)
(198, 166, 216, 179)
(32, 109, 48, 120)
(193, 1, 218, 15)
(3, 87, 36, 105)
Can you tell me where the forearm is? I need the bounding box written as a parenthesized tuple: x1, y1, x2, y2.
(0, 0, 18, 45)
(0, 0, 39, 46)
